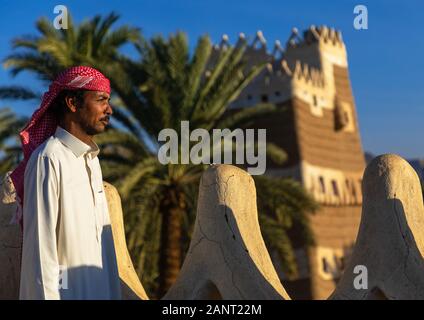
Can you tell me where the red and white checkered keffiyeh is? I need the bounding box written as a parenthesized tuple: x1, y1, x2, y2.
(10, 66, 111, 226)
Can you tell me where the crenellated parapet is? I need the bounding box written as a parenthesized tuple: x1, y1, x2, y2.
(223, 26, 349, 114)
(279, 60, 325, 88)
(287, 25, 344, 48)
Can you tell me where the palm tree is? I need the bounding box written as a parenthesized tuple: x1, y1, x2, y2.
(96, 32, 318, 297)
(1, 12, 318, 298)
(1, 11, 140, 87)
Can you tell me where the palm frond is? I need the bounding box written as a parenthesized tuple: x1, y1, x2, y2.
(11, 36, 39, 50)
(116, 157, 160, 199)
(36, 17, 59, 38)
(183, 35, 212, 119)
(265, 142, 288, 165)
(0, 86, 40, 101)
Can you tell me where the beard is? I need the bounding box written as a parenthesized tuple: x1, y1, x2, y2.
(76, 106, 109, 136)
(81, 121, 106, 136)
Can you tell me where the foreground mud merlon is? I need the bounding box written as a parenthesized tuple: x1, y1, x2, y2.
(330, 154, 424, 299)
(104, 181, 149, 300)
(0, 173, 21, 300)
(163, 164, 290, 300)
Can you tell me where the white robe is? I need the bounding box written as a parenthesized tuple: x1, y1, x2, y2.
(19, 126, 121, 300)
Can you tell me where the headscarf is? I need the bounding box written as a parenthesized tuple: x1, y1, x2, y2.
(10, 66, 111, 226)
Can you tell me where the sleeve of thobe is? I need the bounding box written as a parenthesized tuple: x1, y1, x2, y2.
(19, 153, 60, 300)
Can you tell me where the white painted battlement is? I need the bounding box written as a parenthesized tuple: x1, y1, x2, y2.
(223, 26, 349, 111)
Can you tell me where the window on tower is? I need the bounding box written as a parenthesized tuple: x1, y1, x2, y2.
(331, 180, 339, 196)
(322, 257, 330, 274)
(313, 94, 318, 107)
(334, 101, 354, 132)
(319, 176, 326, 193)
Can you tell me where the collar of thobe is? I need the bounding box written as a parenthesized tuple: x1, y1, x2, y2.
(55, 126, 100, 159)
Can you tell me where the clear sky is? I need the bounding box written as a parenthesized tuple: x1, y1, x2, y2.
(0, 0, 423, 159)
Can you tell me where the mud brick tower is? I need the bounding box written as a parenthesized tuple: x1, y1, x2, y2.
(227, 26, 366, 299)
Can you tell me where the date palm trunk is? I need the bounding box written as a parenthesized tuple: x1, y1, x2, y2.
(158, 187, 185, 297)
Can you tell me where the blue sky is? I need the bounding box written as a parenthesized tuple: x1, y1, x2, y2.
(0, 0, 423, 158)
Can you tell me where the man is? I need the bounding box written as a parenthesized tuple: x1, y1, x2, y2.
(10, 66, 121, 300)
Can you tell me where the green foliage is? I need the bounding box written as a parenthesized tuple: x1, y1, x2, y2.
(4, 12, 140, 80)
(0, 108, 27, 176)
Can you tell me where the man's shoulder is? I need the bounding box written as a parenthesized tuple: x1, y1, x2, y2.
(24, 136, 63, 178)
(28, 135, 63, 162)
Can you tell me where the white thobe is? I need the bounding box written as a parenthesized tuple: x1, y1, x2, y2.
(19, 126, 121, 300)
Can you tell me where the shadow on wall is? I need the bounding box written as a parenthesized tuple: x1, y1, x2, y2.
(330, 154, 424, 300)
(336, 198, 424, 299)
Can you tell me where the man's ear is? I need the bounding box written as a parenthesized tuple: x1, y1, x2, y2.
(64, 95, 78, 112)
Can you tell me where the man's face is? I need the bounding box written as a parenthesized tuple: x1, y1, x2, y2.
(75, 91, 112, 136)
